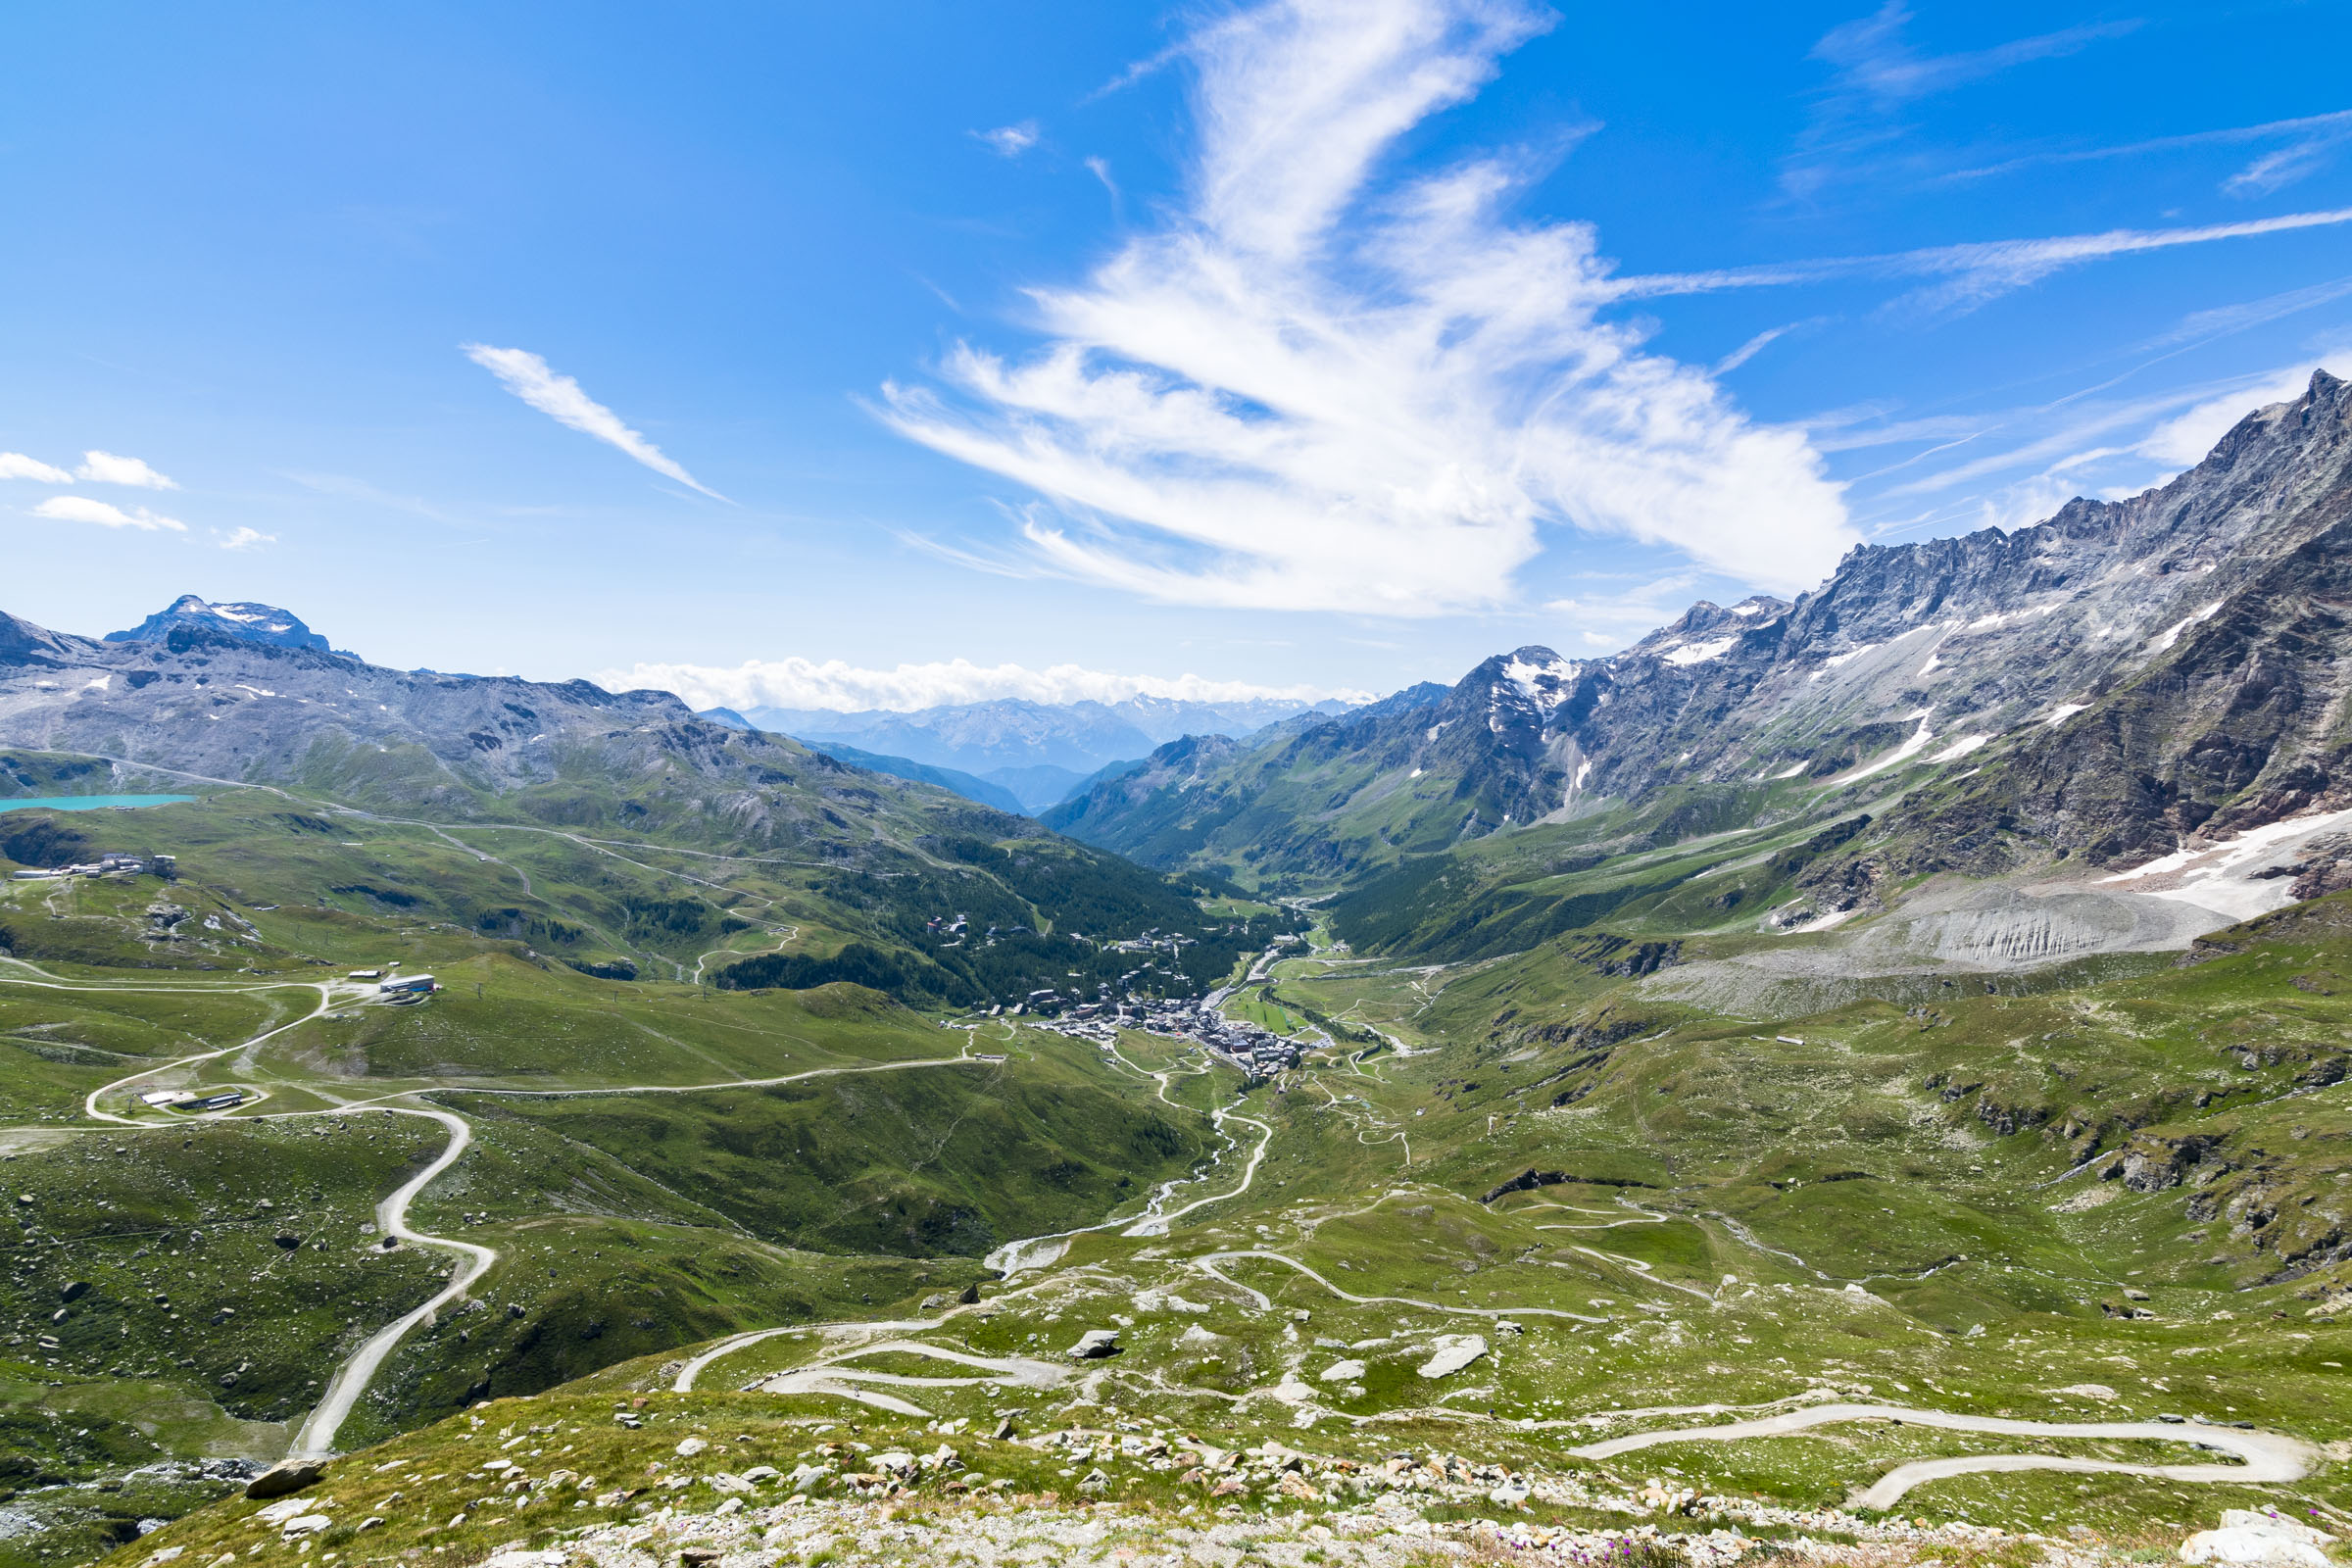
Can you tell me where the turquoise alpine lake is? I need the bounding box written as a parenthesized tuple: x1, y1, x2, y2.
(0, 795, 196, 813)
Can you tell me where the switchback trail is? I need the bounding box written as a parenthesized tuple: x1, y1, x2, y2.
(1191, 1249, 1604, 1323)
(1570, 1402, 2318, 1509)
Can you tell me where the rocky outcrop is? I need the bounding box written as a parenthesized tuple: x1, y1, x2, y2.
(2119, 1133, 2225, 1193)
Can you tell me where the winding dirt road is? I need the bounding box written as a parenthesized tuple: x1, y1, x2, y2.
(1571, 1401, 2317, 1508)
(1192, 1248, 1604, 1322)
(288, 1105, 496, 1457)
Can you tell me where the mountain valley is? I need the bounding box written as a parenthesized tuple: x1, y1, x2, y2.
(7, 378, 2352, 1568)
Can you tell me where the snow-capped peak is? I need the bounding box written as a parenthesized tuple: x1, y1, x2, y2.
(104, 594, 340, 656)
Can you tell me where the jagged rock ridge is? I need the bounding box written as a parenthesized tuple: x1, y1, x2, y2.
(1051, 370, 2352, 882)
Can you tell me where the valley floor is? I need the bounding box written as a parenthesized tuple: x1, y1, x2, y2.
(14, 809, 2352, 1568)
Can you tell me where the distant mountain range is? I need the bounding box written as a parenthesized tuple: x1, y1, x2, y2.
(0, 593, 1260, 1009)
(721, 694, 1354, 812)
(1049, 369, 2352, 915)
(43, 369, 2349, 920)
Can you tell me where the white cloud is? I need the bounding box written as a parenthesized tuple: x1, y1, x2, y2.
(0, 452, 72, 483)
(974, 122, 1039, 157)
(218, 525, 275, 551)
(32, 496, 185, 531)
(880, 0, 1856, 612)
(461, 344, 727, 500)
(603, 655, 1368, 714)
(75, 450, 178, 489)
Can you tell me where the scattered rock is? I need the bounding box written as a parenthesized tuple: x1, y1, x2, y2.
(244, 1460, 328, 1500)
(1417, 1335, 1489, 1378)
(2050, 1383, 2120, 1400)
(1319, 1359, 1367, 1382)
(673, 1437, 709, 1458)
(1066, 1328, 1123, 1359)
(2181, 1509, 2335, 1567)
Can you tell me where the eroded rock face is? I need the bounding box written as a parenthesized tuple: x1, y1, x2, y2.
(2122, 1134, 2224, 1193)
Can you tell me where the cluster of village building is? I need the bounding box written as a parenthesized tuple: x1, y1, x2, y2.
(9, 850, 175, 880)
(987, 987, 1308, 1083)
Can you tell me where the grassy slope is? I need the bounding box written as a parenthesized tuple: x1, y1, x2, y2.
(0, 789, 1234, 1560)
(24, 758, 2352, 1558)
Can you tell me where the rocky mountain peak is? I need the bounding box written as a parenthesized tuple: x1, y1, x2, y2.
(1043, 368, 2352, 887)
(104, 595, 341, 656)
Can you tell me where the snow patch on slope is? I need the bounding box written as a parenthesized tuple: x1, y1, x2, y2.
(2147, 601, 2224, 654)
(1841, 711, 1936, 782)
(1662, 636, 1737, 666)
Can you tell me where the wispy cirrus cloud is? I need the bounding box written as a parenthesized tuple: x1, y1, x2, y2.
(880, 0, 1857, 612)
(75, 450, 177, 488)
(1812, 3, 2134, 106)
(1947, 109, 2352, 199)
(217, 525, 275, 551)
(602, 655, 1364, 714)
(32, 495, 185, 531)
(1787, 3, 2138, 199)
(0, 453, 73, 483)
(2143, 273, 2352, 349)
(1615, 207, 2352, 316)
(462, 344, 727, 501)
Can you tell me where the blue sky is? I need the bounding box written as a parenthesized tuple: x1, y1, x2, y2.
(3, 0, 2348, 711)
